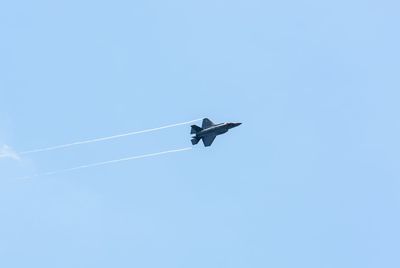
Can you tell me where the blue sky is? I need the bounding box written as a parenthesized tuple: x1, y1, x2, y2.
(1, 0, 399, 267)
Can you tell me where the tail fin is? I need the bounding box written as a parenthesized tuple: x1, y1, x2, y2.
(191, 137, 200, 145)
(191, 125, 203, 134)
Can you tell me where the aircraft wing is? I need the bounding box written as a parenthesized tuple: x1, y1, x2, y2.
(202, 118, 215, 129)
(202, 135, 216, 147)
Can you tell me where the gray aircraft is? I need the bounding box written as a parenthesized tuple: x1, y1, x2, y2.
(191, 118, 241, 147)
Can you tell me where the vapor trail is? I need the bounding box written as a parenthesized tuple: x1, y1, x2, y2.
(18, 147, 192, 179)
(20, 118, 201, 155)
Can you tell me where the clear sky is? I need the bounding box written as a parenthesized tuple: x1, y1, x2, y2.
(1, 0, 399, 267)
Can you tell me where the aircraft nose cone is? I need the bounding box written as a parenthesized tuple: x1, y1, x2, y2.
(234, 122, 242, 127)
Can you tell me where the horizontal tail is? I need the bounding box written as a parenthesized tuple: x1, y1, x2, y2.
(191, 137, 200, 145)
(191, 125, 203, 134)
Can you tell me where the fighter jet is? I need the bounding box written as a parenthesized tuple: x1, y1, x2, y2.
(191, 118, 241, 147)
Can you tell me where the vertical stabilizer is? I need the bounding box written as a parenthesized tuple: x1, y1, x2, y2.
(191, 125, 203, 134)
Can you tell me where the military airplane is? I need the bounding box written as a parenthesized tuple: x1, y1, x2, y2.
(191, 118, 241, 147)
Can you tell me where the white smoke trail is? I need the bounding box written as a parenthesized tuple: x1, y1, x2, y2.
(0, 145, 20, 160)
(20, 118, 201, 155)
(18, 147, 192, 179)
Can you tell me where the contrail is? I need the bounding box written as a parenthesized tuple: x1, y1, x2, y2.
(19, 118, 201, 155)
(17, 147, 192, 179)
(0, 145, 20, 160)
